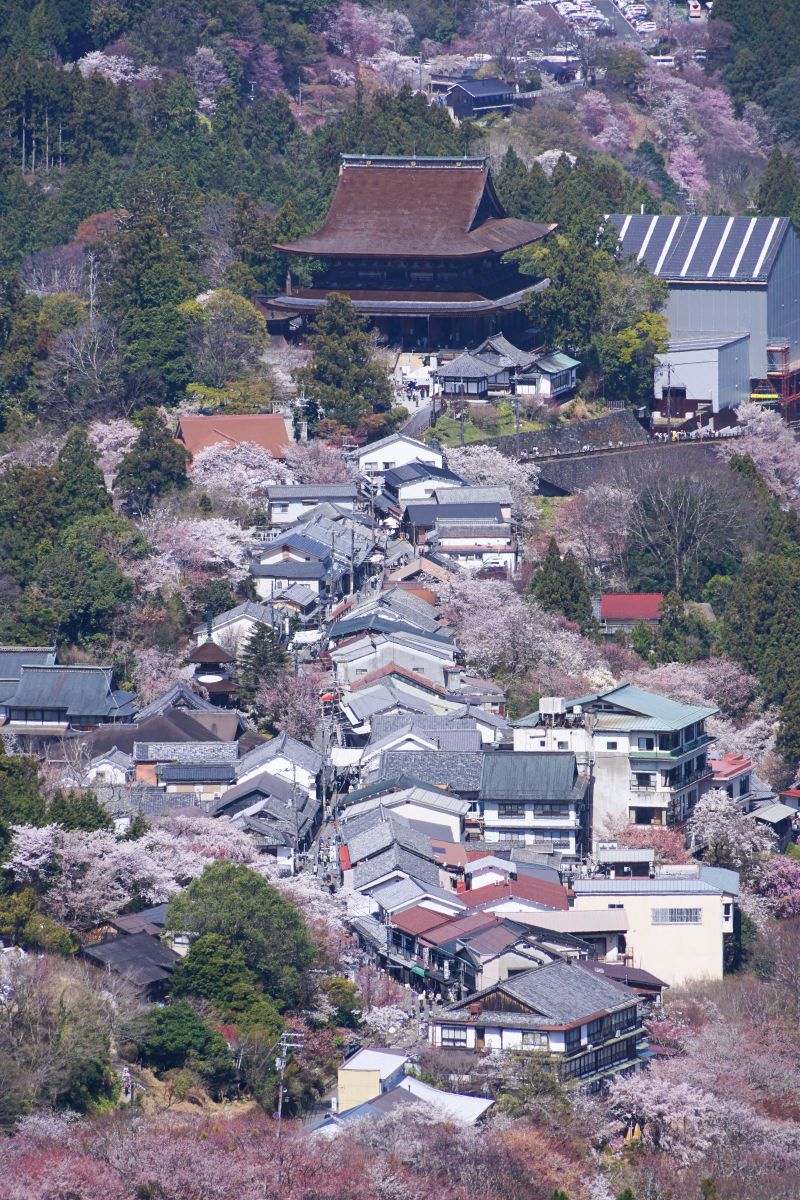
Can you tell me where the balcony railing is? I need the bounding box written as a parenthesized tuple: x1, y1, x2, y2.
(629, 734, 714, 761)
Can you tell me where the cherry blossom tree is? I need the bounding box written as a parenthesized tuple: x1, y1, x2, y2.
(687, 787, 774, 874)
(6, 816, 265, 930)
(717, 402, 800, 506)
(756, 856, 800, 919)
(87, 418, 139, 476)
(603, 817, 690, 865)
(72, 51, 160, 84)
(282, 440, 356, 485)
(19, 243, 87, 296)
(542, 481, 633, 586)
(186, 48, 229, 115)
(226, 39, 284, 98)
(138, 514, 252, 584)
(444, 444, 540, 524)
(131, 647, 195, 706)
(189, 440, 290, 502)
(326, 4, 397, 60)
(259, 667, 325, 742)
(668, 144, 709, 196)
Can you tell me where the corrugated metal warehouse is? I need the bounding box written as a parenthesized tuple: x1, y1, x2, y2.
(608, 214, 800, 418)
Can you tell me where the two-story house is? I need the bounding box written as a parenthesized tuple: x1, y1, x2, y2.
(477, 752, 588, 857)
(356, 434, 443, 490)
(513, 685, 718, 841)
(572, 864, 739, 987)
(430, 959, 645, 1092)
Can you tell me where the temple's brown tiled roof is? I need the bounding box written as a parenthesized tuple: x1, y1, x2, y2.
(177, 414, 290, 459)
(276, 157, 553, 259)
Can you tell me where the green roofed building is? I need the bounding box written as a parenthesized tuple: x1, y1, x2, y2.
(513, 684, 718, 843)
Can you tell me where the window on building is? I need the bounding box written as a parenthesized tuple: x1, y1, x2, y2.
(521, 1031, 548, 1049)
(739, 775, 751, 796)
(637, 736, 655, 751)
(441, 1026, 468, 1047)
(608, 903, 624, 909)
(724, 902, 732, 920)
(557, 740, 568, 750)
(651, 908, 702, 925)
(606, 741, 618, 750)
(634, 773, 656, 789)
(498, 803, 526, 818)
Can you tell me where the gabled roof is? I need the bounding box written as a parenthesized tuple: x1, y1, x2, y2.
(460, 875, 569, 912)
(446, 959, 635, 1026)
(607, 213, 791, 284)
(82, 931, 180, 988)
(447, 76, 514, 98)
(192, 600, 278, 637)
(236, 731, 323, 779)
(600, 593, 664, 622)
(479, 752, 586, 802)
(357, 432, 437, 458)
(379, 750, 485, 793)
(277, 156, 553, 260)
(135, 681, 218, 720)
(473, 333, 534, 369)
(433, 353, 500, 381)
(177, 413, 290, 459)
(7, 665, 133, 720)
(352, 844, 441, 890)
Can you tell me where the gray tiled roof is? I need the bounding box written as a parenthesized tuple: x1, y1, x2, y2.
(353, 845, 441, 890)
(379, 750, 485, 793)
(211, 768, 301, 814)
(479, 752, 586, 802)
(157, 763, 236, 783)
(0, 645, 56, 701)
(448, 960, 635, 1026)
(236, 731, 323, 778)
(7, 665, 132, 720)
(82, 931, 180, 988)
(135, 741, 239, 764)
(267, 484, 357, 500)
(250, 560, 327, 580)
(134, 682, 218, 720)
(370, 875, 464, 912)
(193, 600, 278, 636)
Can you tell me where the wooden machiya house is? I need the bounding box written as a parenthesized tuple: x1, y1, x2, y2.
(265, 155, 555, 349)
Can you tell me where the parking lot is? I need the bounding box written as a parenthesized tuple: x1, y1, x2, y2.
(536, 0, 656, 45)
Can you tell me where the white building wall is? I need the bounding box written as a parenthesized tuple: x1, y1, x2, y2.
(572, 890, 726, 986)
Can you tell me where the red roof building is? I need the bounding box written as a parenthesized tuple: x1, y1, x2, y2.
(177, 414, 290, 460)
(598, 593, 664, 634)
(459, 874, 569, 912)
(266, 155, 554, 349)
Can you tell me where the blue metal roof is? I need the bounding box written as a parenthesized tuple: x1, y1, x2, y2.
(608, 214, 791, 284)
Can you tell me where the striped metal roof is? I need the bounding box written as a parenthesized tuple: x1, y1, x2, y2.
(608, 214, 790, 283)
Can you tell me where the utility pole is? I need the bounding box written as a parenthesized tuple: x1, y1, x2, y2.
(275, 1029, 305, 1133)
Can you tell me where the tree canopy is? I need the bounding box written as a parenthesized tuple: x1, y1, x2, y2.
(165, 861, 316, 1010)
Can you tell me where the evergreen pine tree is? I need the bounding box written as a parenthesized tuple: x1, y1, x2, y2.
(756, 148, 800, 221)
(46, 789, 112, 832)
(531, 538, 592, 627)
(294, 294, 392, 430)
(56, 428, 110, 523)
(236, 620, 287, 705)
(115, 408, 189, 515)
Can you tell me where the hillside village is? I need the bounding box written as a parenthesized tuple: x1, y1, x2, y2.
(2, 1, 800, 1198)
